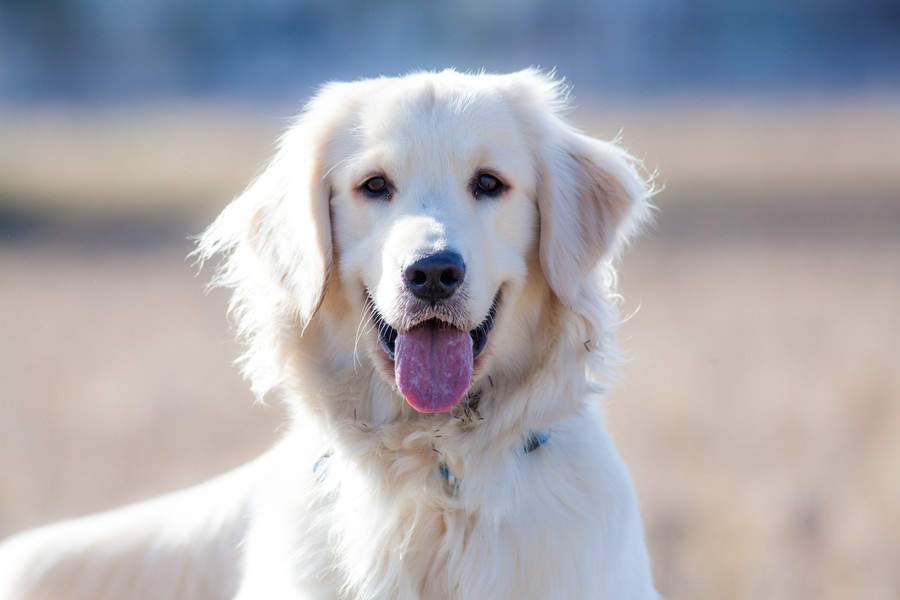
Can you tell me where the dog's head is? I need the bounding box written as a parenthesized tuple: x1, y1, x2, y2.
(200, 70, 650, 415)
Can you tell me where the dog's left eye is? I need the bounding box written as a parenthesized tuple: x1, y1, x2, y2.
(472, 173, 505, 198)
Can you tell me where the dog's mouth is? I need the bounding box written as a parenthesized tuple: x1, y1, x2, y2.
(372, 302, 498, 361)
(370, 295, 499, 413)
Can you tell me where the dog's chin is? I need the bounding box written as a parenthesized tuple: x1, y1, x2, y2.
(368, 294, 499, 411)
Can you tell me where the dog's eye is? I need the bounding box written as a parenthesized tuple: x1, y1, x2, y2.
(361, 176, 390, 199)
(472, 173, 505, 198)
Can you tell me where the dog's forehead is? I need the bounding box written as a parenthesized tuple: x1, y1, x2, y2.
(330, 76, 537, 177)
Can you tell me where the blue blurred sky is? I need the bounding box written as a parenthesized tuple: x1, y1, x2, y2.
(1, 0, 898, 103)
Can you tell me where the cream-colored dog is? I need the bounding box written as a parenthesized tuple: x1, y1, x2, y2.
(0, 69, 658, 599)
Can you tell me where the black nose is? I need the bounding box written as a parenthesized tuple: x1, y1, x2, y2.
(403, 251, 466, 302)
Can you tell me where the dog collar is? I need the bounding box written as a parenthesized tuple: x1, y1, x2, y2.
(438, 430, 551, 497)
(313, 430, 551, 497)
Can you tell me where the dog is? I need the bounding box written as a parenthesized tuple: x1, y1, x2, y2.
(0, 69, 658, 599)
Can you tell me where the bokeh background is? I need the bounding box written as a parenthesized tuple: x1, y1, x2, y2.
(1, 2, 899, 598)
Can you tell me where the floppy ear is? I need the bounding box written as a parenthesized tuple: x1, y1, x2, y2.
(537, 126, 651, 308)
(199, 110, 334, 329)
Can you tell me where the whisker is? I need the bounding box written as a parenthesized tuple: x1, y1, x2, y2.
(323, 156, 353, 180)
(353, 295, 376, 371)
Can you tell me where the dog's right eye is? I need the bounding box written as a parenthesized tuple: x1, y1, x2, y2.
(360, 176, 390, 199)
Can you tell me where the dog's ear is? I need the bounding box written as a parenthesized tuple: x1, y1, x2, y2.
(537, 126, 651, 308)
(199, 109, 335, 329)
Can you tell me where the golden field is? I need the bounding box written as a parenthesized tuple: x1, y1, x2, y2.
(1, 97, 898, 599)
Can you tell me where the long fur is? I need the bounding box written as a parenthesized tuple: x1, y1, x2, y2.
(0, 69, 658, 599)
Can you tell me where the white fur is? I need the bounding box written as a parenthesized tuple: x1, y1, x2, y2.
(0, 69, 658, 599)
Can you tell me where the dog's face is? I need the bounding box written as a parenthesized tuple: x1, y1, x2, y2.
(202, 70, 649, 415)
(326, 81, 540, 412)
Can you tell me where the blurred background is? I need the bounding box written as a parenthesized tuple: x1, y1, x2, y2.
(1, 1, 898, 598)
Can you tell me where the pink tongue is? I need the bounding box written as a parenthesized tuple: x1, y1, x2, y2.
(395, 326, 473, 413)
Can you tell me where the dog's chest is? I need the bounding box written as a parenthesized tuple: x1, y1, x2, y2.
(327, 489, 525, 599)
(312, 444, 591, 600)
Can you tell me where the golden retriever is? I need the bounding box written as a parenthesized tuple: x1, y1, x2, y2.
(0, 69, 658, 599)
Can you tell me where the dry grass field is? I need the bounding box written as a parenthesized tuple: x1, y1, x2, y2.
(1, 97, 898, 599)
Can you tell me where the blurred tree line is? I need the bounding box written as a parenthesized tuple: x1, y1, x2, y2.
(0, 0, 897, 103)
